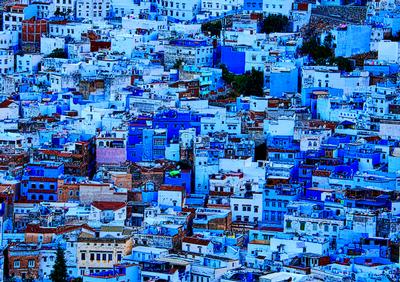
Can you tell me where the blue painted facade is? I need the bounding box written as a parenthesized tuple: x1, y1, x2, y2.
(127, 116, 152, 162)
(270, 67, 299, 97)
(331, 25, 372, 57)
(152, 109, 201, 142)
(301, 87, 343, 107)
(263, 185, 301, 226)
(364, 63, 399, 76)
(21, 161, 64, 202)
(142, 129, 167, 161)
(243, 0, 263, 12)
(220, 46, 246, 75)
(164, 170, 192, 194)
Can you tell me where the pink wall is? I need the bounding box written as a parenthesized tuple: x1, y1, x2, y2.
(96, 148, 127, 165)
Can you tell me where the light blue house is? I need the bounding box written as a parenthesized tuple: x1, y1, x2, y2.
(323, 25, 372, 57)
(270, 64, 299, 97)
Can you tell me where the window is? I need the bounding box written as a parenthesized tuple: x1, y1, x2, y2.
(28, 260, 35, 268)
(300, 221, 305, 231)
(234, 204, 238, 211)
(14, 260, 20, 268)
(286, 220, 292, 229)
(81, 253, 86, 261)
(108, 254, 112, 261)
(102, 254, 106, 261)
(324, 224, 329, 232)
(313, 223, 318, 231)
(254, 206, 259, 213)
(90, 253, 94, 261)
(117, 254, 122, 261)
(96, 254, 100, 261)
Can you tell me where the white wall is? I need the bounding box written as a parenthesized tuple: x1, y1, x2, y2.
(378, 40, 400, 63)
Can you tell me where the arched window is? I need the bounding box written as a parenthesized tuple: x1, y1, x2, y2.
(146, 182, 154, 191)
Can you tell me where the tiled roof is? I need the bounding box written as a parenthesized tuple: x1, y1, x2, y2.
(159, 185, 185, 192)
(182, 237, 211, 246)
(92, 201, 126, 211)
(0, 99, 14, 108)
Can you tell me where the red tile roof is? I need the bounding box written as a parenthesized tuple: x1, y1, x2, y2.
(312, 170, 331, 177)
(0, 99, 14, 108)
(25, 224, 56, 234)
(182, 237, 211, 246)
(159, 185, 185, 192)
(56, 224, 95, 234)
(28, 177, 58, 182)
(92, 201, 126, 211)
(26, 223, 95, 234)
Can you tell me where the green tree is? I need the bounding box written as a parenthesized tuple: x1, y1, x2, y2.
(201, 21, 222, 37)
(46, 48, 68, 59)
(50, 246, 68, 282)
(221, 65, 264, 97)
(239, 68, 264, 96)
(300, 36, 333, 65)
(66, 8, 72, 18)
(334, 56, 354, 72)
(261, 14, 289, 34)
(173, 59, 184, 69)
(300, 36, 356, 72)
(54, 8, 61, 17)
(221, 64, 235, 84)
(323, 32, 334, 49)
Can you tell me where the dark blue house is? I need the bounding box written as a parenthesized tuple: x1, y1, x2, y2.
(21, 161, 64, 202)
(164, 169, 192, 194)
(220, 46, 246, 75)
(127, 116, 153, 162)
(243, 0, 263, 12)
(152, 109, 201, 142)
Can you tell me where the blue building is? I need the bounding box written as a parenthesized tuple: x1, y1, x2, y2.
(142, 129, 167, 161)
(243, 0, 263, 12)
(164, 169, 192, 194)
(263, 184, 301, 226)
(270, 65, 299, 97)
(152, 109, 201, 142)
(127, 116, 152, 162)
(21, 161, 64, 202)
(364, 60, 399, 76)
(324, 25, 372, 57)
(220, 46, 246, 75)
(339, 143, 381, 172)
(301, 87, 343, 117)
